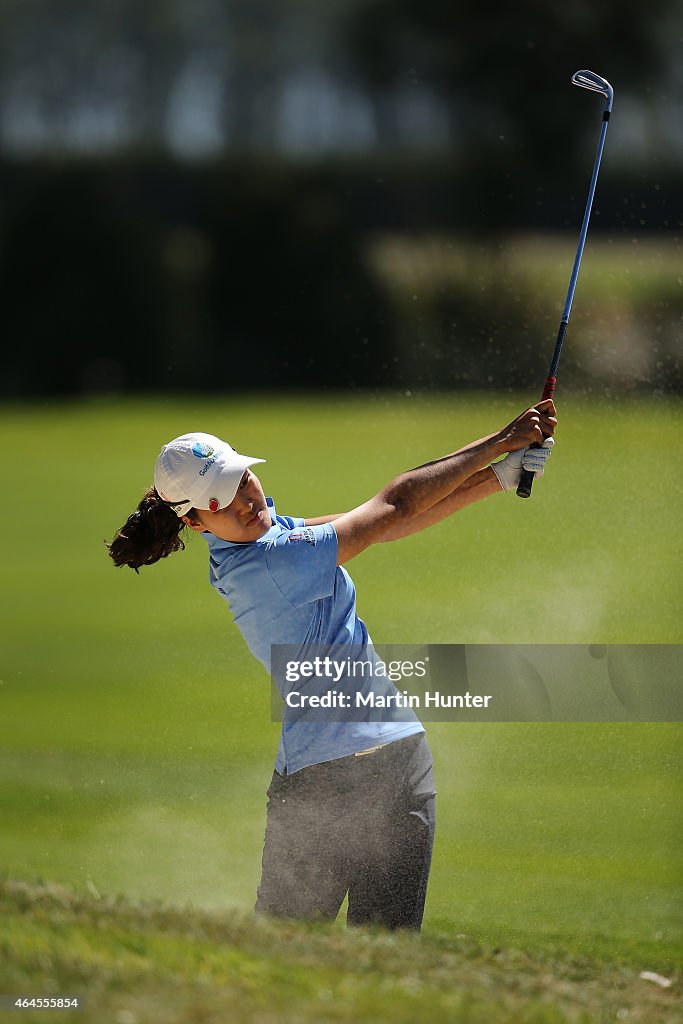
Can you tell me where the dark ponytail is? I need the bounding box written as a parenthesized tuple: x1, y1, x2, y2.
(106, 487, 194, 572)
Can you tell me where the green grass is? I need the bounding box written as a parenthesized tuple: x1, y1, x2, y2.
(0, 878, 680, 1024)
(0, 394, 682, 1020)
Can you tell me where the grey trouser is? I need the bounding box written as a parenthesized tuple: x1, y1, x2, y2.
(255, 733, 436, 930)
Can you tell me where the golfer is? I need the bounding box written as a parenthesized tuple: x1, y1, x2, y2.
(107, 400, 556, 930)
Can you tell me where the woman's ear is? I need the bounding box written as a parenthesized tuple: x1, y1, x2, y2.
(182, 515, 206, 533)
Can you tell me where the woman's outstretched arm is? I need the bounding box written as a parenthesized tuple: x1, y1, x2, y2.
(329, 400, 556, 565)
(304, 467, 498, 534)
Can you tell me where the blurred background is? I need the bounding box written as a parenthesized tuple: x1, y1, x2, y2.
(0, 0, 680, 397)
(1, 0, 682, 959)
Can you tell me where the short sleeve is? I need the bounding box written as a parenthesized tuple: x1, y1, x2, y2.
(263, 522, 338, 608)
(275, 514, 305, 529)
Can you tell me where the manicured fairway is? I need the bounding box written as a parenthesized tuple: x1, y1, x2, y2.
(1, 394, 681, 989)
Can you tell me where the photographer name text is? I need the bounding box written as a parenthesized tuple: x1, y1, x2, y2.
(285, 690, 492, 709)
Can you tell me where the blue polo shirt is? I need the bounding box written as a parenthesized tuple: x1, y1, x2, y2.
(204, 498, 424, 774)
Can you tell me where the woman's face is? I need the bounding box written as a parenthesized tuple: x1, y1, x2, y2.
(182, 470, 271, 543)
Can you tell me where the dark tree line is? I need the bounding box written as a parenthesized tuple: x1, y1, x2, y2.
(0, 0, 676, 157)
(0, 1, 679, 397)
(0, 155, 677, 398)
(344, 0, 673, 173)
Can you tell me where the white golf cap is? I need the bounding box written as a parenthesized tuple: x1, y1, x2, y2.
(154, 432, 265, 517)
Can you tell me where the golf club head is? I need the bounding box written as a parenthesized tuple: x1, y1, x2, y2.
(572, 69, 614, 111)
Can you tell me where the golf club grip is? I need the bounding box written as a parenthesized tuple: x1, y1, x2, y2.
(516, 376, 557, 499)
(516, 461, 537, 499)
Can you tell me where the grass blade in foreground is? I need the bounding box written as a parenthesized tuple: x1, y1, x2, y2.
(0, 879, 680, 1024)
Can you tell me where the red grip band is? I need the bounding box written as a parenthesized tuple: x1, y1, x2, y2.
(541, 376, 557, 401)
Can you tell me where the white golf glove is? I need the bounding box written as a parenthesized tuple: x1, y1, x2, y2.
(491, 437, 554, 492)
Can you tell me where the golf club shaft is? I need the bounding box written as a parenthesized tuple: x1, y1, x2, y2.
(517, 87, 612, 499)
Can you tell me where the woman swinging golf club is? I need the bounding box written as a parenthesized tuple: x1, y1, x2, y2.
(107, 399, 556, 930)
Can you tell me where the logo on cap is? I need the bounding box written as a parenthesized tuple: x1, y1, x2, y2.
(192, 442, 215, 459)
(209, 498, 219, 512)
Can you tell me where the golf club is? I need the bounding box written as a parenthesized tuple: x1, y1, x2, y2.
(517, 69, 614, 499)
